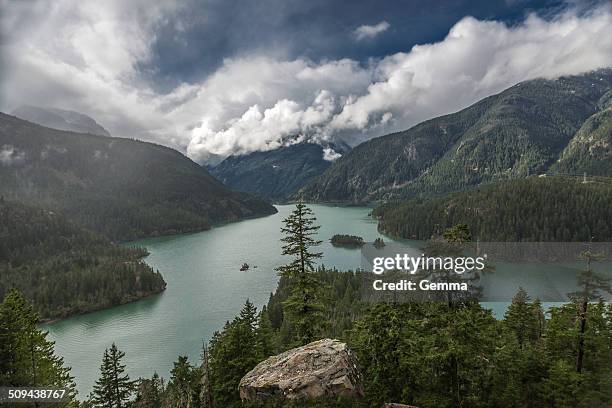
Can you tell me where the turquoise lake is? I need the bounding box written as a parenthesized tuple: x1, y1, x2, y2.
(42, 204, 591, 398)
(43, 205, 400, 397)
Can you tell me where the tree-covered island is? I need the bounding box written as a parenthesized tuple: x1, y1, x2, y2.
(330, 234, 365, 248)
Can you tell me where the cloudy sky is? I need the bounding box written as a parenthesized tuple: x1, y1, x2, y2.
(1, 0, 611, 163)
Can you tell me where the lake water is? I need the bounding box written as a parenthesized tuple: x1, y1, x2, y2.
(42, 204, 593, 398)
(43, 204, 398, 398)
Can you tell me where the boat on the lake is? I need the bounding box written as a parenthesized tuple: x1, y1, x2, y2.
(240, 263, 250, 271)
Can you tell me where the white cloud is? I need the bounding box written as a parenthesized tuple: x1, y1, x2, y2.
(187, 87, 352, 157)
(0, 145, 25, 166)
(353, 21, 391, 41)
(0, 0, 182, 142)
(1, 2, 612, 163)
(188, 6, 612, 160)
(331, 9, 612, 133)
(322, 147, 342, 161)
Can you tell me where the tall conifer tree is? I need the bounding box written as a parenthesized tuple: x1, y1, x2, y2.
(275, 203, 326, 345)
(199, 344, 213, 408)
(92, 343, 134, 407)
(504, 287, 542, 347)
(167, 355, 199, 408)
(571, 250, 611, 373)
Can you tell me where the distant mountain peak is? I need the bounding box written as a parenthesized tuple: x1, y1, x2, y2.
(211, 142, 346, 201)
(12, 105, 111, 137)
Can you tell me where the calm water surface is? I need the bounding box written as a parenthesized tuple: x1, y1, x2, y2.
(44, 205, 397, 397)
(43, 204, 589, 398)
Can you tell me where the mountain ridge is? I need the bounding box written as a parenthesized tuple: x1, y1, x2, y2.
(12, 105, 112, 137)
(211, 142, 346, 201)
(296, 69, 612, 203)
(0, 112, 277, 240)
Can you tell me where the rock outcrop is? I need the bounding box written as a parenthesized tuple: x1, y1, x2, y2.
(239, 339, 364, 401)
(383, 404, 419, 408)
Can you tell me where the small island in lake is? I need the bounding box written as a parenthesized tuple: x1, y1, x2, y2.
(373, 238, 385, 249)
(330, 234, 365, 248)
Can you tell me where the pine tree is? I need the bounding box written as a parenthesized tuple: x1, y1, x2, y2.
(132, 373, 164, 408)
(275, 203, 326, 345)
(92, 343, 134, 407)
(208, 300, 262, 407)
(0, 289, 75, 398)
(199, 344, 213, 408)
(542, 360, 581, 408)
(235, 299, 260, 370)
(167, 355, 199, 408)
(504, 287, 541, 347)
(255, 307, 277, 358)
(239, 299, 258, 332)
(571, 249, 611, 373)
(532, 297, 546, 339)
(0, 289, 37, 385)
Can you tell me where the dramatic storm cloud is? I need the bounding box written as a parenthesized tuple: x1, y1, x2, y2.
(1, 0, 611, 162)
(188, 6, 612, 159)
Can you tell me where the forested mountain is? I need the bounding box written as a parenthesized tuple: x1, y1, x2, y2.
(211, 143, 343, 201)
(297, 69, 612, 202)
(373, 177, 612, 241)
(0, 199, 166, 320)
(552, 90, 612, 175)
(12, 105, 112, 137)
(0, 112, 276, 240)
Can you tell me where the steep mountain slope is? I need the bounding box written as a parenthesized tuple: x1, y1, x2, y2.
(211, 143, 337, 201)
(298, 69, 612, 202)
(12, 105, 112, 137)
(373, 177, 612, 242)
(552, 90, 612, 175)
(0, 199, 166, 320)
(0, 113, 276, 240)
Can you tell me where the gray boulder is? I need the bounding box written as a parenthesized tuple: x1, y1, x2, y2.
(239, 338, 364, 401)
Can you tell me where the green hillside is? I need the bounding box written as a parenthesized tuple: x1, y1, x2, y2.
(0, 113, 276, 240)
(298, 69, 612, 202)
(211, 143, 334, 201)
(552, 90, 612, 175)
(0, 199, 166, 320)
(373, 177, 612, 241)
